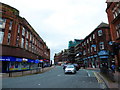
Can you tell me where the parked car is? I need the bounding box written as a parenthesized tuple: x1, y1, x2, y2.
(73, 64, 80, 71)
(63, 64, 67, 70)
(64, 65, 76, 74)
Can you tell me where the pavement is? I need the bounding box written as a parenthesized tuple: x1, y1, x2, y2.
(86, 67, 120, 90)
(0, 66, 55, 78)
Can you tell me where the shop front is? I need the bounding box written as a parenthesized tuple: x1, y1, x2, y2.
(98, 50, 109, 68)
(0, 56, 39, 73)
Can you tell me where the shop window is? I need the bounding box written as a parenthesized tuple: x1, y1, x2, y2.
(98, 30, 103, 36)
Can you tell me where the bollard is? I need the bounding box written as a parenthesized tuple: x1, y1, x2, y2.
(9, 72, 12, 77)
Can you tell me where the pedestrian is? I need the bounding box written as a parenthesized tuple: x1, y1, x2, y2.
(111, 64, 115, 73)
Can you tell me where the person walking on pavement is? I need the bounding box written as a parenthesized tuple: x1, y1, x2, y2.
(111, 64, 115, 73)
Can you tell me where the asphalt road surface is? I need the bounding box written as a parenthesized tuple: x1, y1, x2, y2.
(2, 66, 107, 89)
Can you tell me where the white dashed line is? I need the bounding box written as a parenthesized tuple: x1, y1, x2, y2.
(57, 75, 61, 76)
(87, 71, 90, 77)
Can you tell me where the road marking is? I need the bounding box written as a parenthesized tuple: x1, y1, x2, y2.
(94, 72, 103, 83)
(87, 71, 90, 77)
(38, 84, 41, 85)
(57, 75, 61, 76)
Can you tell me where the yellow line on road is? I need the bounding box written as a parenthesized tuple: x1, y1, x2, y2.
(94, 72, 103, 83)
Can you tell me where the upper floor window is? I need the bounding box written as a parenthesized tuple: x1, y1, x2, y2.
(21, 38, 24, 48)
(99, 42, 104, 50)
(22, 27, 25, 36)
(116, 23, 120, 39)
(87, 39, 89, 43)
(90, 37, 92, 41)
(26, 31, 28, 39)
(0, 18, 6, 29)
(17, 25, 20, 34)
(93, 34, 95, 39)
(7, 33, 11, 45)
(112, 3, 120, 19)
(98, 30, 103, 36)
(0, 31, 4, 44)
(9, 21, 13, 30)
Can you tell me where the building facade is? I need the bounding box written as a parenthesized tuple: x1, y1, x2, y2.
(75, 23, 112, 68)
(106, 1, 120, 70)
(0, 3, 50, 73)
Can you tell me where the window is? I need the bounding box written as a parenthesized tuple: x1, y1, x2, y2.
(16, 36, 19, 47)
(7, 33, 11, 45)
(87, 39, 89, 43)
(98, 30, 103, 36)
(22, 27, 25, 36)
(0, 32, 4, 44)
(0, 18, 6, 29)
(112, 3, 120, 19)
(99, 42, 104, 50)
(93, 34, 95, 39)
(116, 23, 120, 39)
(91, 47, 93, 53)
(26, 31, 28, 39)
(88, 48, 90, 53)
(18, 25, 20, 34)
(94, 46, 97, 51)
(0, 18, 6, 44)
(9, 21, 13, 30)
(25, 40, 28, 50)
(21, 38, 24, 48)
(90, 37, 92, 41)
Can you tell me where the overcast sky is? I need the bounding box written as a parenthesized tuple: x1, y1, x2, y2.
(1, 0, 108, 61)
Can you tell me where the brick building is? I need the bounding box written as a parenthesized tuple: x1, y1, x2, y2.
(0, 3, 50, 73)
(75, 22, 112, 68)
(106, 1, 120, 70)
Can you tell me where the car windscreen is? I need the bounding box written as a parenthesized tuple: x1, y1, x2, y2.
(66, 65, 74, 68)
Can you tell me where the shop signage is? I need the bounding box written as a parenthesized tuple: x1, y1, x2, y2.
(22, 58, 28, 62)
(99, 56, 109, 58)
(98, 50, 109, 56)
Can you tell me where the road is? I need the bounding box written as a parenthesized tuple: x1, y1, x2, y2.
(2, 66, 107, 89)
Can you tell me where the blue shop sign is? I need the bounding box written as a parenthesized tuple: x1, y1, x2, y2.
(28, 59, 34, 63)
(0, 56, 16, 61)
(94, 55, 98, 57)
(98, 50, 109, 56)
(35, 59, 39, 63)
(88, 57, 90, 59)
(91, 56, 94, 58)
(100, 56, 109, 58)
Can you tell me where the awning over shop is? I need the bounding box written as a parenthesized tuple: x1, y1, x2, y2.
(98, 50, 109, 56)
(94, 55, 98, 57)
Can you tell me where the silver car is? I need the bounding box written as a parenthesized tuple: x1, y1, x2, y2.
(64, 65, 76, 74)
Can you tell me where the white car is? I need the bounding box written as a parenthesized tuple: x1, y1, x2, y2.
(64, 65, 76, 74)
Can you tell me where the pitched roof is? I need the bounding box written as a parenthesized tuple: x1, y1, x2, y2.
(96, 22, 109, 29)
